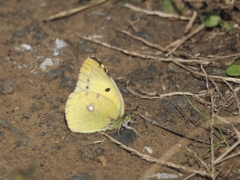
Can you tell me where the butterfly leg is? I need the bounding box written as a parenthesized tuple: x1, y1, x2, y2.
(122, 123, 140, 136)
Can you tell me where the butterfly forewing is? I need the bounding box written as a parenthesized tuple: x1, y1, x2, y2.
(76, 57, 124, 117)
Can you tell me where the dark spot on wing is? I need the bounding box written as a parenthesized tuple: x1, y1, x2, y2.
(90, 56, 99, 62)
(105, 87, 110, 92)
(90, 56, 110, 76)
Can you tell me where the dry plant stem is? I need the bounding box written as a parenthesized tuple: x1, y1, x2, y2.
(0, 119, 28, 144)
(126, 83, 211, 105)
(210, 94, 216, 179)
(207, 52, 240, 61)
(82, 36, 221, 65)
(127, 88, 194, 99)
(184, 173, 197, 180)
(44, 0, 107, 21)
(200, 64, 209, 89)
(82, 36, 211, 64)
(184, 0, 209, 2)
(214, 139, 240, 165)
(139, 111, 209, 144)
(214, 127, 240, 165)
(0, 118, 25, 138)
(103, 133, 211, 178)
(117, 29, 165, 52)
(223, 79, 240, 114)
(185, 11, 198, 34)
(174, 62, 240, 83)
(186, 147, 210, 172)
(119, 29, 184, 57)
(214, 150, 240, 165)
(165, 24, 205, 56)
(123, 3, 190, 20)
(209, 77, 222, 99)
(202, 64, 216, 178)
(82, 35, 240, 64)
(125, 18, 142, 32)
(215, 115, 240, 124)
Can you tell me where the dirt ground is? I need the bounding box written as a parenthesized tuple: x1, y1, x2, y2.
(0, 0, 240, 179)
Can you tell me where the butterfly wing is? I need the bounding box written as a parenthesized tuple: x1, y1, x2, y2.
(65, 56, 124, 133)
(65, 90, 121, 133)
(75, 57, 124, 117)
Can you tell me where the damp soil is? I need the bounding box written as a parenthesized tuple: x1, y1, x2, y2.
(0, 1, 240, 179)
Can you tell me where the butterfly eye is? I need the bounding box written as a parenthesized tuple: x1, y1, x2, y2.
(105, 88, 110, 92)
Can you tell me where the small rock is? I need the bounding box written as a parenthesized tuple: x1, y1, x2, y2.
(14, 26, 30, 38)
(0, 131, 3, 141)
(0, 43, 11, 57)
(95, 147, 105, 157)
(15, 140, 23, 147)
(53, 145, 62, 150)
(21, 115, 30, 121)
(31, 102, 42, 112)
(60, 77, 77, 91)
(32, 26, 49, 40)
(134, 28, 156, 43)
(45, 68, 64, 82)
(167, 63, 186, 73)
(70, 174, 93, 180)
(110, 129, 136, 146)
(128, 64, 157, 81)
(77, 41, 96, 54)
(0, 79, 16, 94)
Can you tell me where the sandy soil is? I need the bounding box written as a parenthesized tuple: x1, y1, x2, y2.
(0, 0, 240, 179)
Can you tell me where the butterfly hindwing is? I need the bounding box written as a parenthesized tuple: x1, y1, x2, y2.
(65, 90, 121, 133)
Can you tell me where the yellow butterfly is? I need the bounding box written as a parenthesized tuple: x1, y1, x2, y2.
(65, 56, 129, 133)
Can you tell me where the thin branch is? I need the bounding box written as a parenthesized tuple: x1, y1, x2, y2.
(139, 111, 209, 144)
(126, 81, 211, 105)
(214, 127, 240, 165)
(165, 24, 205, 56)
(117, 29, 165, 52)
(185, 11, 198, 34)
(44, 0, 107, 21)
(123, 3, 190, 20)
(174, 62, 240, 83)
(81, 36, 211, 64)
(103, 132, 211, 178)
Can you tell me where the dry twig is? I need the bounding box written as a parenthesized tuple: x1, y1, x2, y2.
(81, 36, 210, 64)
(214, 126, 240, 165)
(126, 81, 211, 105)
(185, 11, 198, 34)
(44, 0, 107, 21)
(174, 62, 240, 83)
(165, 24, 205, 56)
(139, 111, 209, 144)
(123, 3, 190, 20)
(103, 132, 211, 178)
(117, 29, 165, 52)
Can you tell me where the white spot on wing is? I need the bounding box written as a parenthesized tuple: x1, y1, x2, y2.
(86, 104, 94, 112)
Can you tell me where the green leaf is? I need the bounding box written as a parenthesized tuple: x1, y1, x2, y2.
(162, 0, 175, 13)
(226, 64, 240, 76)
(135, 0, 144, 3)
(200, 11, 221, 28)
(221, 21, 235, 32)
